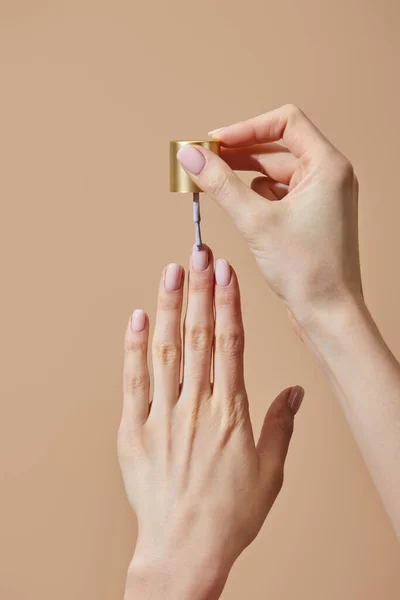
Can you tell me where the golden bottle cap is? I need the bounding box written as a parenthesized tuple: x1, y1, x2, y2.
(170, 140, 221, 193)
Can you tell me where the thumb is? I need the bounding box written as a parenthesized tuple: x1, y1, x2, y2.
(176, 144, 266, 235)
(257, 386, 304, 473)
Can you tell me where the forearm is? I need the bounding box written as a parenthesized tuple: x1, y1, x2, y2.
(301, 297, 400, 537)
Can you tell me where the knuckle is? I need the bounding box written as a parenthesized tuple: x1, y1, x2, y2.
(123, 372, 149, 396)
(153, 341, 180, 367)
(284, 103, 303, 120)
(124, 337, 147, 354)
(186, 323, 213, 351)
(207, 168, 232, 201)
(326, 151, 356, 186)
(215, 329, 244, 355)
(190, 276, 212, 293)
(215, 289, 237, 310)
(158, 293, 181, 312)
(336, 156, 354, 180)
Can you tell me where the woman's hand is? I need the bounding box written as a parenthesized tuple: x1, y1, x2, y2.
(174, 106, 400, 538)
(176, 104, 362, 327)
(118, 246, 304, 600)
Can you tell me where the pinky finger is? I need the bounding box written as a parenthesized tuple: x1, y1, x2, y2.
(122, 309, 150, 428)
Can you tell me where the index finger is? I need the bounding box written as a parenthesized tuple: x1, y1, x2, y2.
(209, 104, 333, 159)
(221, 143, 297, 185)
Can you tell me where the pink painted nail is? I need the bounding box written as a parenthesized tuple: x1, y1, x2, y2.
(192, 244, 209, 272)
(215, 259, 231, 286)
(131, 309, 146, 332)
(288, 386, 305, 414)
(177, 145, 205, 175)
(165, 263, 183, 291)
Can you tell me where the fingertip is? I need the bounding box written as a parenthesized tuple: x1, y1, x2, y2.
(130, 309, 147, 333)
(191, 244, 213, 273)
(288, 386, 305, 415)
(214, 262, 240, 291)
(214, 263, 242, 311)
(164, 263, 184, 292)
(176, 145, 206, 176)
(215, 259, 231, 287)
(208, 128, 227, 141)
(208, 124, 246, 147)
(124, 310, 149, 355)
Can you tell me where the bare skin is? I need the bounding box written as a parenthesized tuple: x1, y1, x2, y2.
(119, 249, 304, 600)
(119, 105, 400, 598)
(177, 104, 400, 538)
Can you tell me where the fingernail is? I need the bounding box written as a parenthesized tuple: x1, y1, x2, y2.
(177, 145, 205, 175)
(288, 386, 305, 414)
(208, 128, 226, 139)
(192, 245, 209, 271)
(131, 309, 146, 332)
(215, 259, 231, 286)
(165, 263, 183, 291)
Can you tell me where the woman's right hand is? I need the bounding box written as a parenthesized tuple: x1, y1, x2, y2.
(177, 106, 400, 540)
(176, 104, 363, 327)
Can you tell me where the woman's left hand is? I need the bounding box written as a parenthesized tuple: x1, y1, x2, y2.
(118, 245, 304, 600)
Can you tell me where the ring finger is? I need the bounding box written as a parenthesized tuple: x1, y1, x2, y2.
(152, 263, 184, 412)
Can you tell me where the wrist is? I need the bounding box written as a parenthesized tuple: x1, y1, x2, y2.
(289, 292, 368, 342)
(125, 552, 230, 600)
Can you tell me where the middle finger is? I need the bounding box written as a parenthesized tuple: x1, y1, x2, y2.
(182, 245, 214, 397)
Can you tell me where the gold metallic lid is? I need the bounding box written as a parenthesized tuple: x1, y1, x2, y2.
(170, 140, 221, 193)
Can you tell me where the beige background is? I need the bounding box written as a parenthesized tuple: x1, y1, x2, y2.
(1, 1, 399, 598)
